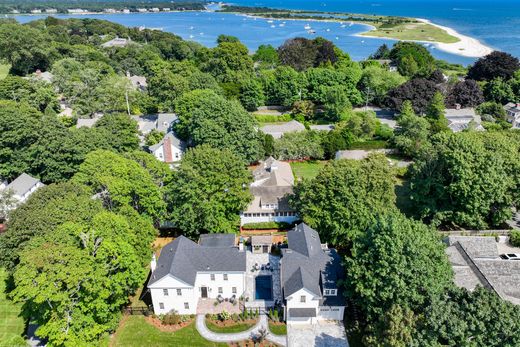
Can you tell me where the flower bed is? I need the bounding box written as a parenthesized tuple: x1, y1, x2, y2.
(145, 311, 195, 332)
(205, 310, 259, 333)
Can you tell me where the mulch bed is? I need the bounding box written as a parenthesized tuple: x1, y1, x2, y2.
(144, 315, 194, 332)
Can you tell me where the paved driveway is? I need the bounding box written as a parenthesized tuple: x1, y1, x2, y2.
(287, 321, 349, 347)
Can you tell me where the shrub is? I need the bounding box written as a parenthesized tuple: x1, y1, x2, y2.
(219, 310, 231, 321)
(161, 310, 181, 325)
(231, 313, 239, 322)
(273, 308, 279, 321)
(511, 230, 520, 247)
(255, 113, 292, 123)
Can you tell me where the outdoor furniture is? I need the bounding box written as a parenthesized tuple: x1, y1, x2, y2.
(261, 265, 265, 270)
(217, 295, 224, 303)
(266, 263, 271, 270)
(230, 295, 236, 304)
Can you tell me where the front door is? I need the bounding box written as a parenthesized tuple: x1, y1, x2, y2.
(201, 287, 208, 298)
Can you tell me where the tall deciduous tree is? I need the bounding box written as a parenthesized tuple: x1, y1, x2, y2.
(344, 212, 452, 319)
(410, 131, 520, 228)
(467, 51, 520, 81)
(166, 145, 252, 237)
(291, 154, 396, 244)
(386, 78, 439, 114)
(393, 101, 432, 157)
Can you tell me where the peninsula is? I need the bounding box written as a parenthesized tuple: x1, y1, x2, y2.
(220, 5, 494, 58)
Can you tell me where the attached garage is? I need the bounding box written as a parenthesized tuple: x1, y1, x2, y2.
(318, 306, 344, 320)
(287, 308, 316, 325)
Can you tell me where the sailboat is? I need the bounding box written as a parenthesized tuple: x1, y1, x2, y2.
(304, 24, 311, 30)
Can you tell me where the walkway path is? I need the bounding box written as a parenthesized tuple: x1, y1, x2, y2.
(196, 314, 287, 346)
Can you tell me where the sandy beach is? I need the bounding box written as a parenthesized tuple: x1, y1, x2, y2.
(415, 18, 494, 58)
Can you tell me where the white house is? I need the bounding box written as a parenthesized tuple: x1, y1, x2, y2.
(240, 157, 298, 225)
(149, 132, 184, 164)
(505, 103, 520, 128)
(1, 173, 44, 206)
(445, 108, 484, 132)
(281, 223, 345, 324)
(148, 234, 246, 315)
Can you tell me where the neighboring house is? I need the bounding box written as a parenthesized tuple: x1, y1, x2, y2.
(148, 234, 246, 315)
(309, 124, 335, 132)
(504, 102, 520, 128)
(32, 69, 53, 83)
(76, 114, 102, 129)
(2, 173, 44, 204)
(374, 59, 398, 72)
(101, 37, 131, 48)
(157, 114, 178, 133)
(240, 157, 298, 226)
(281, 223, 345, 324)
(149, 132, 185, 164)
(445, 108, 484, 132)
(261, 120, 305, 139)
(446, 236, 520, 305)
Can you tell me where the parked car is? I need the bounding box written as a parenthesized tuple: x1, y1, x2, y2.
(500, 253, 520, 260)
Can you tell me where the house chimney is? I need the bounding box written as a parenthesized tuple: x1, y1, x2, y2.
(239, 239, 244, 252)
(150, 253, 157, 272)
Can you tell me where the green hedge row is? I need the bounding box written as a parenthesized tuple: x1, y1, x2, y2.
(242, 221, 293, 230)
(350, 140, 389, 150)
(254, 114, 292, 123)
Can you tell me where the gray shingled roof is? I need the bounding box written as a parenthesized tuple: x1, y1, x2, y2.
(445, 236, 520, 305)
(288, 308, 317, 318)
(199, 234, 236, 248)
(6, 173, 41, 197)
(157, 113, 178, 133)
(281, 223, 345, 304)
(149, 236, 246, 286)
(261, 120, 305, 139)
(149, 132, 184, 152)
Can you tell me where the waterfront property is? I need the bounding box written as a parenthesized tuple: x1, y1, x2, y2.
(240, 157, 298, 226)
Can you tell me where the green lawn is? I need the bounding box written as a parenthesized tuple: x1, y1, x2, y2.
(205, 318, 256, 333)
(112, 316, 226, 347)
(0, 268, 25, 347)
(290, 161, 328, 181)
(0, 64, 9, 80)
(362, 22, 460, 44)
(268, 322, 287, 335)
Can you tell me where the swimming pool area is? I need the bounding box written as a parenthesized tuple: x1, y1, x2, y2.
(255, 275, 273, 300)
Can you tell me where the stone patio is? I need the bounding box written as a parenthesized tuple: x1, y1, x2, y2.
(196, 298, 242, 314)
(244, 250, 282, 310)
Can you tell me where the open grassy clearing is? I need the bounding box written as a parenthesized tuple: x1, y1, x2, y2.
(290, 161, 328, 180)
(0, 268, 25, 347)
(111, 315, 226, 347)
(0, 64, 10, 80)
(362, 22, 459, 44)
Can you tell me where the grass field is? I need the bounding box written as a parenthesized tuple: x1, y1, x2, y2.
(205, 318, 256, 333)
(268, 322, 287, 335)
(290, 161, 328, 181)
(112, 316, 226, 347)
(0, 268, 25, 347)
(0, 64, 9, 80)
(362, 22, 460, 44)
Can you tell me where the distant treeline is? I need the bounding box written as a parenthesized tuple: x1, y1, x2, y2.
(0, 1, 206, 14)
(219, 5, 413, 25)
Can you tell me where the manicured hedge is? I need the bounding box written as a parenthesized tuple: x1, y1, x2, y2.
(510, 230, 520, 247)
(254, 114, 292, 123)
(241, 221, 293, 230)
(350, 140, 390, 150)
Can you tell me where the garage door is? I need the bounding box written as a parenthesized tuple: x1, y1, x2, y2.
(318, 307, 343, 320)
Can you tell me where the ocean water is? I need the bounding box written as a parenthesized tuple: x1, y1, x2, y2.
(13, 0, 520, 65)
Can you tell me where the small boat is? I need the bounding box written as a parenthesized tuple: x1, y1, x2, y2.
(308, 29, 316, 34)
(189, 26, 194, 30)
(267, 20, 274, 23)
(361, 40, 365, 43)
(271, 24, 276, 28)
(341, 24, 346, 28)
(279, 23, 285, 27)
(349, 22, 353, 26)
(335, 36, 339, 40)
(189, 34, 194, 39)
(200, 32, 204, 35)
(326, 28, 330, 32)
(304, 24, 311, 30)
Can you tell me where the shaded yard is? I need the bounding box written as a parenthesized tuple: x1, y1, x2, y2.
(111, 316, 226, 347)
(0, 268, 25, 347)
(290, 161, 328, 181)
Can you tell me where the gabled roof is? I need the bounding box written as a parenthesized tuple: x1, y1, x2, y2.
(6, 173, 42, 197)
(149, 235, 246, 287)
(261, 120, 305, 139)
(157, 113, 178, 133)
(281, 223, 345, 302)
(149, 132, 184, 153)
(199, 234, 235, 248)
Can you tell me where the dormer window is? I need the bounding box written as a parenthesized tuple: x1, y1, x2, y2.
(324, 289, 337, 296)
